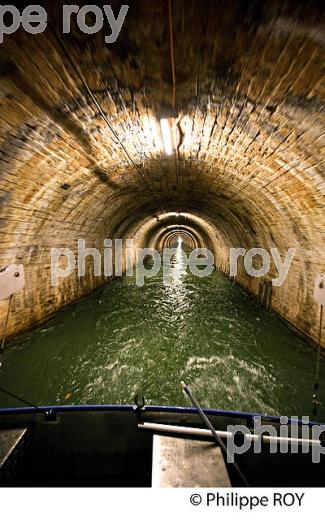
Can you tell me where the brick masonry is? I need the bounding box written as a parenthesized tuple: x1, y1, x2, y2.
(0, 0, 324, 346)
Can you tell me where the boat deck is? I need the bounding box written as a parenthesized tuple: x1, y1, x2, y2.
(0, 406, 324, 487)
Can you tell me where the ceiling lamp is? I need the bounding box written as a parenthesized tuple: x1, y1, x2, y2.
(160, 118, 174, 155)
(159, 106, 179, 156)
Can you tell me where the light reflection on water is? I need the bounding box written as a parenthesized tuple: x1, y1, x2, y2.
(0, 246, 324, 420)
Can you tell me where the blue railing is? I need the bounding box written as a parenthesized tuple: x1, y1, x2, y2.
(0, 403, 323, 426)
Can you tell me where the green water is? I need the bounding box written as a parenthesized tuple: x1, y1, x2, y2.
(0, 248, 325, 420)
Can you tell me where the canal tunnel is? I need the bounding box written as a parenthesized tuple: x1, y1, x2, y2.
(0, 0, 324, 381)
(1, 0, 325, 493)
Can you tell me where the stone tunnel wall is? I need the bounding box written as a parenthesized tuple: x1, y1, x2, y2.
(0, 0, 324, 346)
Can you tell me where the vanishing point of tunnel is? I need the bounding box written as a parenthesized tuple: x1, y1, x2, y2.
(0, 0, 324, 416)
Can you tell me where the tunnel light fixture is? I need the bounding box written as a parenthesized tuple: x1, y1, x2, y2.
(160, 118, 174, 156)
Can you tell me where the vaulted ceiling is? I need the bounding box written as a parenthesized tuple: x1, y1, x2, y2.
(0, 0, 324, 345)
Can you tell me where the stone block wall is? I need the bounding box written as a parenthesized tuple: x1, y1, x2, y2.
(0, 0, 323, 346)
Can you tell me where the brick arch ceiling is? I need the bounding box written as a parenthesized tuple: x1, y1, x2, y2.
(0, 0, 324, 345)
